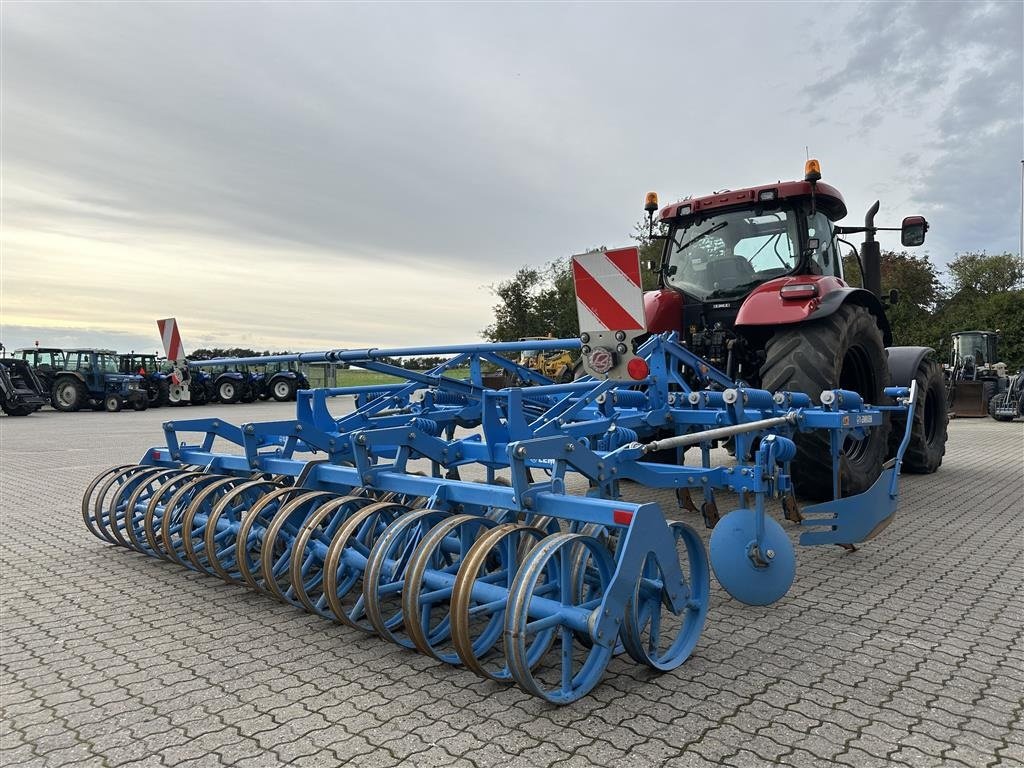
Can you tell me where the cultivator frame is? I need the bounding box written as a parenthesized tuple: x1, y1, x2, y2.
(82, 333, 918, 704)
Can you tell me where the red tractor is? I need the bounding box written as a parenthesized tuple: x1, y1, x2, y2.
(642, 160, 948, 500)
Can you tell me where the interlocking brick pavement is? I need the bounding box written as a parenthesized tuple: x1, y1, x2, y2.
(1, 404, 1022, 767)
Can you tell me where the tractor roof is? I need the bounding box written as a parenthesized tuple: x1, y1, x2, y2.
(66, 348, 117, 354)
(15, 347, 63, 353)
(659, 180, 847, 222)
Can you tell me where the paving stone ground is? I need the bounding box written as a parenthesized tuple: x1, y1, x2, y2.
(2, 402, 1022, 768)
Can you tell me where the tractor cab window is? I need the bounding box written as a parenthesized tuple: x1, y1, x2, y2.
(666, 208, 800, 299)
(38, 352, 61, 369)
(98, 355, 119, 373)
(806, 212, 840, 277)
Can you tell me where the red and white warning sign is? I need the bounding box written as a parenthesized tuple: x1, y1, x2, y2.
(157, 318, 186, 362)
(571, 247, 646, 333)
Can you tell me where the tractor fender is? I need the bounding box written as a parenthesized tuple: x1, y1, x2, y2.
(736, 278, 893, 346)
(886, 346, 935, 388)
(54, 371, 86, 385)
(216, 372, 244, 383)
(643, 289, 684, 334)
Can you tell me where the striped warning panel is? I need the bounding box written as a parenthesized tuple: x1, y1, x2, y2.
(157, 318, 186, 361)
(571, 247, 646, 332)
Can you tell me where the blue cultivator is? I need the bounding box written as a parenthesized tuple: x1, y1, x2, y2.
(81, 331, 918, 704)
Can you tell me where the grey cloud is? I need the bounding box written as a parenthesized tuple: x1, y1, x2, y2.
(805, 1, 1023, 259)
(2, 3, 675, 267)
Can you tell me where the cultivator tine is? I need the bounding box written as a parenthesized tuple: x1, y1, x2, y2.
(782, 491, 803, 523)
(676, 487, 699, 514)
(700, 497, 720, 529)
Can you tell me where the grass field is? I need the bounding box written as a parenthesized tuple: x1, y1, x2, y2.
(305, 367, 472, 387)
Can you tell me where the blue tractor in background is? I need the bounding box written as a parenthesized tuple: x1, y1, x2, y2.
(51, 349, 148, 412)
(260, 361, 310, 401)
(211, 364, 263, 404)
(120, 353, 173, 407)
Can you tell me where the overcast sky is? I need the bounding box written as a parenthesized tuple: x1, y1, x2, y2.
(2, 1, 1021, 354)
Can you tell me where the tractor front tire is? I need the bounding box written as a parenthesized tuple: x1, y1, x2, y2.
(52, 378, 87, 412)
(989, 393, 1015, 422)
(890, 357, 947, 472)
(1, 401, 34, 416)
(104, 394, 124, 413)
(760, 303, 891, 501)
(153, 381, 170, 407)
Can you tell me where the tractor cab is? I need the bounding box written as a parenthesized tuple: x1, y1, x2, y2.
(119, 353, 162, 376)
(949, 331, 999, 373)
(645, 160, 928, 378)
(633, 159, 943, 499)
(660, 183, 847, 304)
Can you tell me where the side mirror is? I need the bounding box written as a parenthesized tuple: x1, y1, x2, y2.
(888, 288, 900, 305)
(805, 237, 820, 254)
(642, 259, 657, 271)
(901, 216, 928, 246)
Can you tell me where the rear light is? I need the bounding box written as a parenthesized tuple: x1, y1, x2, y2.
(758, 189, 778, 202)
(779, 283, 819, 300)
(627, 357, 650, 380)
(613, 510, 634, 525)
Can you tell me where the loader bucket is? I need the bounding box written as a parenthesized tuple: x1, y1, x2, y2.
(950, 381, 988, 418)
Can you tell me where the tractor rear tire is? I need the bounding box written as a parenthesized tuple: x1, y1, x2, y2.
(889, 357, 947, 473)
(52, 378, 87, 412)
(760, 303, 891, 501)
(217, 380, 240, 404)
(271, 378, 296, 402)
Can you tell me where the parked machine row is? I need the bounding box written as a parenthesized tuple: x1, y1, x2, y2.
(3, 347, 311, 414)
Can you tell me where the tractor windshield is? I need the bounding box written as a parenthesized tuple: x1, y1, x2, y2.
(952, 333, 997, 366)
(665, 208, 801, 299)
(97, 354, 120, 373)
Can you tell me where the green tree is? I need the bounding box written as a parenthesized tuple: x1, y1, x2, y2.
(482, 261, 583, 342)
(841, 250, 944, 347)
(936, 252, 1024, 369)
(947, 252, 1024, 294)
(632, 217, 667, 290)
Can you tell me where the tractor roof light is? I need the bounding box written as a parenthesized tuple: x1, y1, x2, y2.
(758, 189, 778, 202)
(627, 357, 650, 380)
(779, 283, 819, 301)
(804, 158, 822, 182)
(644, 192, 659, 213)
(676, 203, 692, 217)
